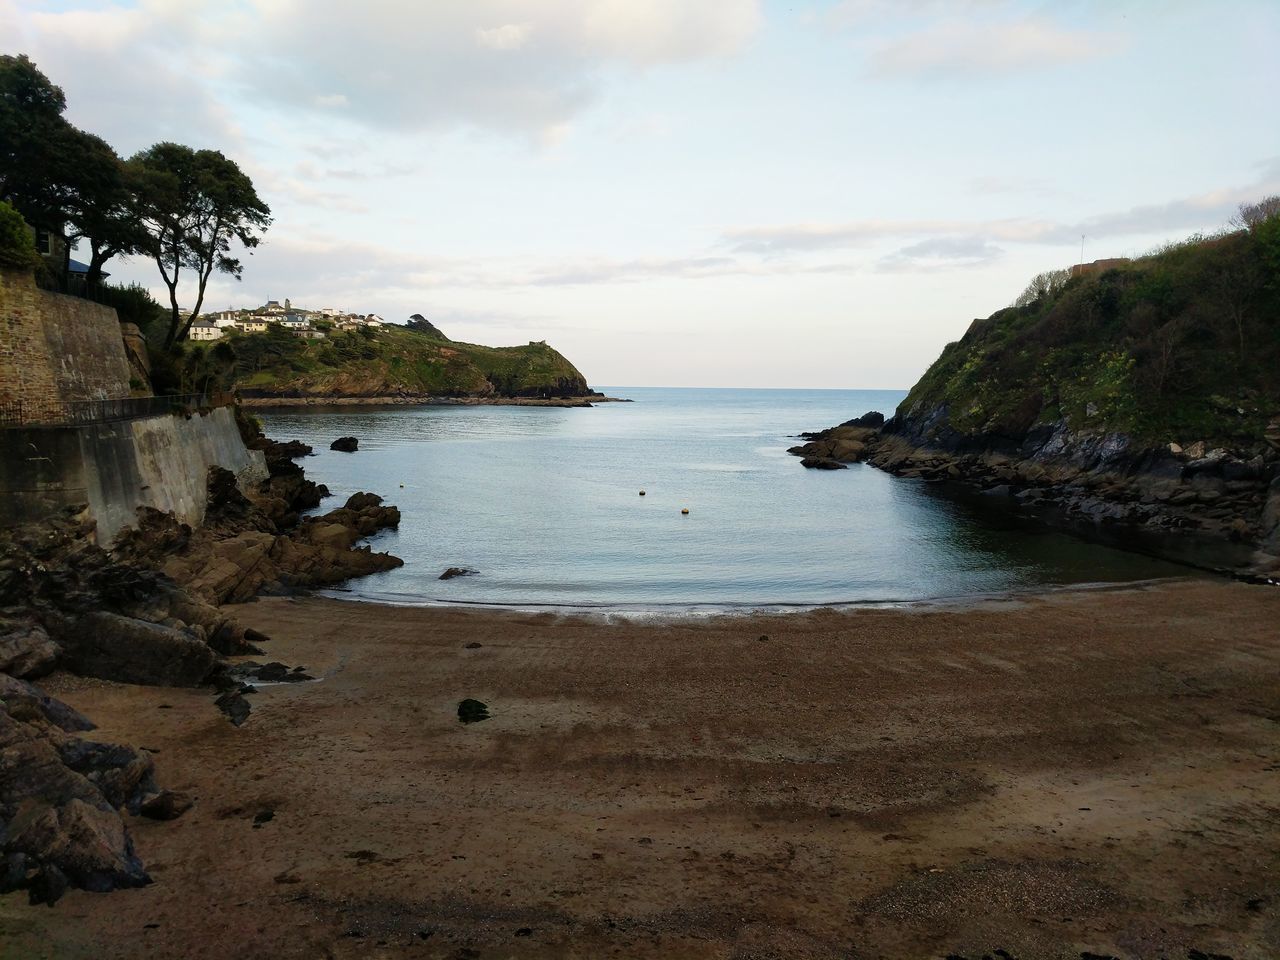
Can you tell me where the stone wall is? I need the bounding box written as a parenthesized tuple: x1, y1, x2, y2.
(0, 266, 133, 409)
(0, 407, 268, 544)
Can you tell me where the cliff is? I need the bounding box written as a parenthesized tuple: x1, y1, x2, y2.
(792, 221, 1280, 576)
(194, 323, 595, 402)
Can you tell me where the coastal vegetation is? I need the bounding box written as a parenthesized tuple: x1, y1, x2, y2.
(900, 204, 1280, 445)
(0, 55, 271, 348)
(156, 321, 592, 399)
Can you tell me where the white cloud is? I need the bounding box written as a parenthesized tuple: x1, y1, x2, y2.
(869, 17, 1120, 77)
(12, 0, 762, 144)
(476, 23, 533, 51)
(723, 164, 1280, 258)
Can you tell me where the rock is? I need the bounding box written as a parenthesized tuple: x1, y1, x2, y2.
(458, 699, 490, 723)
(6, 798, 150, 897)
(0, 621, 60, 679)
(330, 436, 359, 452)
(344, 492, 384, 512)
(1168, 442, 1183, 455)
(800, 457, 846, 470)
(57, 738, 157, 810)
(230, 661, 313, 683)
(138, 790, 193, 821)
(842, 411, 885, 429)
(27, 862, 68, 907)
(0, 674, 94, 732)
(440, 567, 478, 580)
(62, 612, 218, 688)
(1184, 440, 1207, 460)
(214, 691, 251, 726)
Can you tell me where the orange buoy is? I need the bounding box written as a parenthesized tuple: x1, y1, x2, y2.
(681, 508, 690, 515)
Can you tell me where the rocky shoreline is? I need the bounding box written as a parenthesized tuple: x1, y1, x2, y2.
(238, 393, 632, 409)
(0, 409, 403, 905)
(790, 409, 1280, 579)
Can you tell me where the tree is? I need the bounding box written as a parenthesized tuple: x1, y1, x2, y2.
(0, 54, 69, 227)
(0, 55, 143, 290)
(131, 143, 271, 347)
(64, 132, 148, 290)
(1231, 195, 1280, 233)
(1011, 268, 1071, 309)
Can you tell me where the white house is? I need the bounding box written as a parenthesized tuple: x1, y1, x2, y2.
(189, 321, 223, 341)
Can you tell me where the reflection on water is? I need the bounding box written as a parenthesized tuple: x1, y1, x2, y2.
(257, 387, 1191, 609)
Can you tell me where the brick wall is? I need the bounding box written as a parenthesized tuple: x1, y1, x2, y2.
(0, 266, 132, 407)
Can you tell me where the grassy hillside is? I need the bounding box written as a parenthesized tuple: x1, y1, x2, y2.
(168, 323, 592, 399)
(898, 217, 1280, 445)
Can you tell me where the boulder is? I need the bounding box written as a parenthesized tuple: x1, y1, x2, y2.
(62, 612, 218, 687)
(0, 621, 60, 679)
(5, 798, 149, 895)
(842, 411, 885, 429)
(800, 457, 846, 470)
(439, 567, 478, 580)
(330, 436, 359, 452)
(0, 674, 94, 732)
(138, 790, 193, 821)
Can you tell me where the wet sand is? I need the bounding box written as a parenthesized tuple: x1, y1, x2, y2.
(8, 579, 1280, 959)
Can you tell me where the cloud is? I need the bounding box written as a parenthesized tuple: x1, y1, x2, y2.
(12, 0, 761, 144)
(723, 165, 1280, 257)
(878, 235, 1004, 272)
(868, 17, 1121, 78)
(476, 23, 534, 51)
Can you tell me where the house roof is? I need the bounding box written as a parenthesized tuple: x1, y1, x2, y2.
(67, 258, 110, 279)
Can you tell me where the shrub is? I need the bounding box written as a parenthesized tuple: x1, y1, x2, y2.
(0, 200, 39, 269)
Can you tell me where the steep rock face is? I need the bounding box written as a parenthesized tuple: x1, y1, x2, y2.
(0, 413, 404, 904)
(793, 226, 1280, 576)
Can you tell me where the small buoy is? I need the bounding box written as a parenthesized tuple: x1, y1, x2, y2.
(639, 490, 646, 496)
(399, 483, 405, 488)
(681, 508, 689, 515)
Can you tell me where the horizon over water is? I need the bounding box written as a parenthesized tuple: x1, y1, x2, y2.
(258, 386, 1188, 610)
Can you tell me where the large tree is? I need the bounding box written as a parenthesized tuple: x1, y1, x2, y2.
(131, 143, 272, 346)
(0, 53, 68, 226)
(0, 54, 144, 290)
(65, 132, 148, 290)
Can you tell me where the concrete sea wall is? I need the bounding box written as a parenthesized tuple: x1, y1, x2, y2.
(0, 407, 267, 544)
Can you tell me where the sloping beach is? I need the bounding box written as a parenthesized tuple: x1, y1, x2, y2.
(9, 578, 1280, 959)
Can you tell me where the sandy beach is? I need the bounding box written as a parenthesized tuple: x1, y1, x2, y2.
(7, 578, 1280, 959)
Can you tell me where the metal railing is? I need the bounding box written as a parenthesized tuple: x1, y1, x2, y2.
(0, 393, 225, 428)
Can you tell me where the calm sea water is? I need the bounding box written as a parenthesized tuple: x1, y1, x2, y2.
(257, 387, 1187, 609)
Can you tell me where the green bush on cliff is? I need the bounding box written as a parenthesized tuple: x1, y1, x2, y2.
(0, 200, 38, 269)
(184, 324, 591, 399)
(901, 212, 1280, 444)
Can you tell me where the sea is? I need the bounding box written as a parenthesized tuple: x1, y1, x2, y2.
(256, 386, 1189, 611)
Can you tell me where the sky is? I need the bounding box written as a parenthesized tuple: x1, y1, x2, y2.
(3, 0, 1279, 389)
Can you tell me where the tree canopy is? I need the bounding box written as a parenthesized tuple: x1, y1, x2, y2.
(131, 143, 272, 346)
(0, 53, 270, 343)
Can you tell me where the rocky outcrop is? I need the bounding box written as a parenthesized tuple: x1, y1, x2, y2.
(790, 410, 1280, 578)
(0, 679, 159, 904)
(330, 436, 358, 452)
(0, 413, 405, 904)
(407, 313, 448, 340)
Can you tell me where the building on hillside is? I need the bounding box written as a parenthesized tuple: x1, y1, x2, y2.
(236, 319, 268, 334)
(1070, 257, 1131, 278)
(292, 327, 326, 340)
(262, 299, 285, 315)
(189, 321, 223, 341)
(364, 314, 384, 326)
(279, 314, 308, 328)
(206, 310, 241, 327)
